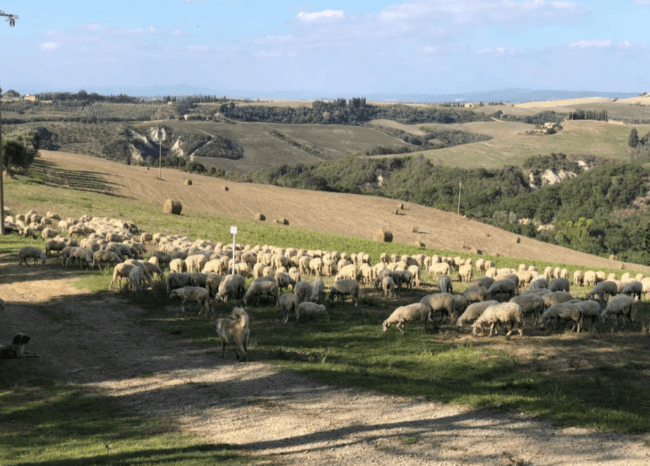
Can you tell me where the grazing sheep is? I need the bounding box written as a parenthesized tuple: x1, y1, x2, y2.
(458, 263, 473, 283)
(463, 285, 488, 304)
(595, 271, 606, 283)
(529, 277, 549, 290)
(110, 263, 137, 290)
(166, 272, 193, 295)
(213, 307, 250, 360)
(327, 279, 360, 307)
(607, 273, 618, 282)
(471, 302, 524, 337)
(170, 286, 212, 316)
(420, 293, 456, 324)
(297, 302, 327, 321)
(472, 276, 495, 289)
(510, 294, 545, 325)
(543, 266, 554, 280)
(573, 270, 584, 287)
(310, 277, 325, 303)
(205, 274, 225, 298)
(128, 266, 147, 293)
(601, 295, 636, 329)
(243, 279, 279, 307)
(621, 281, 643, 301)
(18, 247, 47, 266)
(215, 274, 246, 303)
(92, 250, 123, 270)
(570, 299, 602, 328)
(45, 239, 67, 257)
(380, 276, 396, 299)
(279, 293, 299, 323)
(475, 258, 486, 273)
(487, 279, 516, 302)
(382, 303, 431, 333)
(170, 258, 186, 273)
(548, 278, 570, 293)
(583, 271, 597, 287)
(275, 272, 296, 292)
(152, 251, 173, 268)
(184, 254, 208, 274)
(429, 262, 451, 279)
(456, 300, 499, 328)
(41, 227, 58, 241)
(542, 291, 574, 308)
(540, 303, 583, 333)
(438, 275, 453, 294)
(294, 281, 312, 303)
(452, 295, 468, 315)
(587, 281, 618, 303)
(66, 247, 94, 269)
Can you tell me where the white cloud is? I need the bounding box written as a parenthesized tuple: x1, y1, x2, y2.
(256, 51, 283, 57)
(39, 42, 61, 51)
(378, 0, 587, 26)
(187, 45, 210, 51)
(421, 45, 439, 53)
(570, 39, 613, 48)
(297, 10, 345, 22)
(251, 34, 294, 44)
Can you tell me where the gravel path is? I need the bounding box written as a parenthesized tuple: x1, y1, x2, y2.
(1, 258, 649, 465)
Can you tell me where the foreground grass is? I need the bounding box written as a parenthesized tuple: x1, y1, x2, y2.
(0, 364, 257, 465)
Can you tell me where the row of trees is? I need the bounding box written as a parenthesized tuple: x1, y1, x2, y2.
(567, 109, 608, 121)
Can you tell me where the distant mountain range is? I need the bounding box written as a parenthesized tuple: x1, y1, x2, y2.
(20, 85, 640, 103)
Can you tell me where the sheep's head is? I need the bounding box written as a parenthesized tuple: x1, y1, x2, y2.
(169, 290, 179, 299)
(382, 320, 392, 333)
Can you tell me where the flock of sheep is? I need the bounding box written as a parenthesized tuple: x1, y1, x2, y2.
(5, 207, 649, 360)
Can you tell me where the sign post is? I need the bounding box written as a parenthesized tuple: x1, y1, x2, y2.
(230, 226, 237, 274)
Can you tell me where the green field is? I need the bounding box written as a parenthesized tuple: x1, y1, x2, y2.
(4, 174, 650, 437)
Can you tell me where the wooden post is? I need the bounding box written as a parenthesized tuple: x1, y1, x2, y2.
(457, 181, 462, 215)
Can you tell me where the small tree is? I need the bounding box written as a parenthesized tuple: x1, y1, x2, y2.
(2, 131, 40, 173)
(629, 128, 639, 148)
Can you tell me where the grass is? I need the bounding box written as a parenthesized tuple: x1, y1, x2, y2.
(4, 178, 650, 435)
(0, 363, 259, 465)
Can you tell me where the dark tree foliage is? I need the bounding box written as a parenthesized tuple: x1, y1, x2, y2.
(629, 128, 639, 148)
(2, 130, 40, 171)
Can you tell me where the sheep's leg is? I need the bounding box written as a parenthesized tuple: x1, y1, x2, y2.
(181, 299, 187, 313)
(221, 342, 227, 358)
(489, 322, 496, 337)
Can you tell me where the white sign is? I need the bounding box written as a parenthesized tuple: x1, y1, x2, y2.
(230, 226, 238, 234)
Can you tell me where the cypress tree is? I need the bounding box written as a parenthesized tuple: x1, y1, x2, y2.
(629, 128, 639, 148)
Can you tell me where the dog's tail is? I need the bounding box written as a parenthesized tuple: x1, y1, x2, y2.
(231, 307, 249, 329)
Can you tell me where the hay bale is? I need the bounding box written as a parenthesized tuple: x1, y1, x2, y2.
(184, 178, 192, 186)
(163, 199, 182, 215)
(609, 254, 617, 261)
(275, 218, 289, 225)
(413, 241, 425, 247)
(513, 237, 520, 244)
(394, 209, 400, 215)
(412, 226, 419, 233)
(222, 186, 229, 192)
(470, 248, 482, 255)
(373, 229, 393, 243)
(397, 203, 404, 210)
(255, 213, 266, 221)
(619, 263, 626, 270)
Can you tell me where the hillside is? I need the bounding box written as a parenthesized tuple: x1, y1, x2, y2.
(14, 150, 650, 273)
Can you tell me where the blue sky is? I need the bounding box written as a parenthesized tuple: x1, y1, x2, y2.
(1, 0, 648, 96)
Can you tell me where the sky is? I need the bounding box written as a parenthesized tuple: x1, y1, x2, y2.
(0, 0, 648, 97)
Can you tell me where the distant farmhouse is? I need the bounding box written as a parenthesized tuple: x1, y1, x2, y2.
(23, 94, 39, 102)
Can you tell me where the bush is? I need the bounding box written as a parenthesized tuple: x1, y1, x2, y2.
(2, 130, 40, 173)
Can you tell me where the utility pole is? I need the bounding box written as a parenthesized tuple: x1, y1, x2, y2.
(457, 181, 462, 215)
(0, 10, 18, 235)
(158, 126, 162, 180)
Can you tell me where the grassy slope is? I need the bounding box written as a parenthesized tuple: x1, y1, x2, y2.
(4, 176, 650, 434)
(370, 120, 650, 169)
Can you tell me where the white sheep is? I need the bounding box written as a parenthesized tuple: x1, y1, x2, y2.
(128, 266, 147, 293)
(279, 293, 299, 323)
(420, 293, 456, 324)
(110, 263, 138, 290)
(456, 300, 499, 328)
(382, 303, 431, 333)
(471, 302, 524, 337)
(510, 294, 545, 325)
(213, 307, 250, 360)
(463, 285, 488, 304)
(310, 277, 324, 303)
(573, 270, 584, 287)
(487, 279, 516, 302)
(243, 279, 279, 307)
(588, 280, 618, 303)
(297, 302, 327, 321)
(327, 279, 360, 307)
(294, 281, 312, 303)
(45, 239, 67, 257)
(215, 274, 246, 303)
(66, 247, 94, 269)
(539, 303, 583, 332)
(548, 278, 570, 293)
(170, 286, 213, 316)
(621, 281, 642, 301)
(542, 291, 574, 308)
(170, 258, 186, 273)
(429, 262, 451, 279)
(18, 246, 47, 266)
(601, 294, 636, 329)
(380, 276, 396, 299)
(166, 272, 193, 295)
(92, 250, 123, 270)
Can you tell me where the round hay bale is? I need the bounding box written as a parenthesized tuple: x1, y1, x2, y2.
(395, 209, 400, 215)
(619, 263, 626, 270)
(184, 178, 192, 185)
(163, 199, 182, 215)
(470, 248, 482, 255)
(373, 229, 393, 243)
(413, 241, 425, 247)
(255, 213, 266, 221)
(412, 226, 419, 233)
(222, 186, 229, 192)
(513, 237, 520, 244)
(275, 218, 289, 225)
(398, 203, 404, 210)
(609, 254, 617, 261)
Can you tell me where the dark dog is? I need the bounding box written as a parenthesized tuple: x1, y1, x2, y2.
(0, 333, 40, 359)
